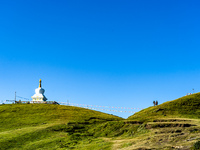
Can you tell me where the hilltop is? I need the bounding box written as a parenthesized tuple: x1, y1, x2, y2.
(1, 93, 200, 150)
(0, 104, 122, 132)
(128, 92, 200, 121)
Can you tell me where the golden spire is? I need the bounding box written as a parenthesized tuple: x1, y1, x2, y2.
(39, 79, 42, 88)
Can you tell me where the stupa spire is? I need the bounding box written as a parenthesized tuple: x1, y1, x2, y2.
(39, 79, 42, 88)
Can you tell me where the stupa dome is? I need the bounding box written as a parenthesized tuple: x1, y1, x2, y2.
(35, 87, 45, 94)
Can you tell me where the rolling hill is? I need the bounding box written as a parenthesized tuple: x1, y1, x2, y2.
(1, 93, 200, 150)
(128, 92, 200, 121)
(0, 104, 122, 150)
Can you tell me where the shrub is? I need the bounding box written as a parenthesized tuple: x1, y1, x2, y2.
(193, 141, 200, 150)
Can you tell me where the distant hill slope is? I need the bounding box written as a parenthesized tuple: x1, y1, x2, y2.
(128, 92, 200, 121)
(0, 104, 122, 132)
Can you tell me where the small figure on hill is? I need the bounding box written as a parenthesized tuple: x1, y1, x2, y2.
(153, 101, 155, 106)
(155, 101, 158, 106)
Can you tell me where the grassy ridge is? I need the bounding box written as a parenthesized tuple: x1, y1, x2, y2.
(128, 92, 200, 121)
(0, 104, 123, 150)
(0, 104, 122, 131)
(1, 93, 200, 149)
(0, 104, 149, 149)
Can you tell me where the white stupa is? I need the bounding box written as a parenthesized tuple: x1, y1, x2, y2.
(31, 79, 47, 102)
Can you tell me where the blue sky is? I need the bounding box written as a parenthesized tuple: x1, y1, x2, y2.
(0, 0, 200, 118)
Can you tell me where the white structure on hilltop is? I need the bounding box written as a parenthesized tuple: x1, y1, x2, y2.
(31, 79, 47, 102)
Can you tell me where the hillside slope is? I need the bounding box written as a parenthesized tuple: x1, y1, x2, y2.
(1, 93, 200, 150)
(128, 92, 200, 121)
(0, 104, 122, 132)
(118, 93, 200, 149)
(0, 104, 123, 150)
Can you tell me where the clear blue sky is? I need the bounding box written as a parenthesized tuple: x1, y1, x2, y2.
(0, 0, 200, 118)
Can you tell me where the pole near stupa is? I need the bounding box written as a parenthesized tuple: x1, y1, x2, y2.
(15, 91, 16, 101)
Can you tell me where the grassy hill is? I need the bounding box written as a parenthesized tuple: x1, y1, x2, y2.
(1, 93, 200, 150)
(123, 92, 200, 149)
(128, 92, 200, 121)
(0, 104, 122, 132)
(0, 104, 123, 150)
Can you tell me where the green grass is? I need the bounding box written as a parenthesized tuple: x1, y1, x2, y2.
(1, 93, 200, 150)
(0, 104, 122, 150)
(120, 142, 133, 148)
(0, 104, 122, 131)
(128, 92, 200, 121)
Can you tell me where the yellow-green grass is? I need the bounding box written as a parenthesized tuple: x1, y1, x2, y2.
(0, 104, 122, 131)
(111, 118, 200, 150)
(0, 104, 122, 150)
(128, 92, 200, 122)
(2, 92, 200, 150)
